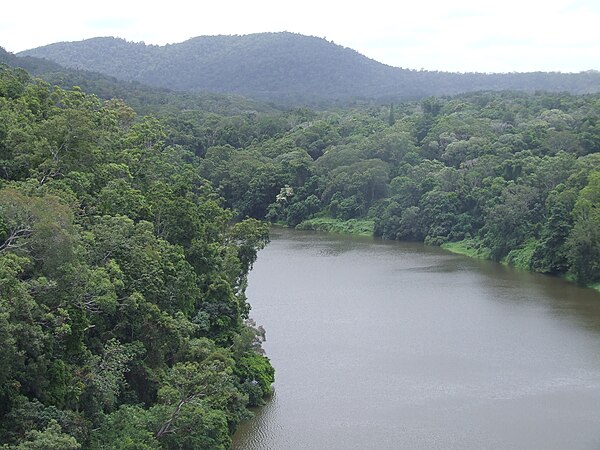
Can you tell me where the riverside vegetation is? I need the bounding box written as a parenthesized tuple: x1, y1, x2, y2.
(193, 94, 600, 288)
(0, 66, 273, 449)
(0, 35, 599, 448)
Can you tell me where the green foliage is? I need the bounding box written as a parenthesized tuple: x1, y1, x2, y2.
(234, 354, 275, 406)
(151, 403, 231, 450)
(504, 240, 539, 270)
(227, 219, 270, 277)
(6, 420, 80, 450)
(0, 66, 273, 448)
(91, 405, 159, 450)
(566, 171, 600, 284)
(441, 239, 491, 259)
(191, 90, 599, 285)
(1, 55, 599, 449)
(296, 218, 375, 236)
(482, 184, 540, 261)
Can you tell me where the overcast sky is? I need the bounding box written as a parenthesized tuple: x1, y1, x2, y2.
(1, 0, 598, 73)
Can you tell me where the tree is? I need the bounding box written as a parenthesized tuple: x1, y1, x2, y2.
(0, 68, 274, 449)
(482, 184, 540, 261)
(9, 420, 80, 450)
(566, 171, 600, 284)
(388, 103, 395, 126)
(0, 190, 73, 264)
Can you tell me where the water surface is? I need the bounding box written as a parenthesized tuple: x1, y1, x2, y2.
(232, 228, 600, 449)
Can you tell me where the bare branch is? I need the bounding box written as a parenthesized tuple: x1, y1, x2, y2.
(155, 394, 198, 439)
(0, 226, 33, 253)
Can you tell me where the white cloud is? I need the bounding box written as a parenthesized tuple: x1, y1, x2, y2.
(1, 0, 598, 72)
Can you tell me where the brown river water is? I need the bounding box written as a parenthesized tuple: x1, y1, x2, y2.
(231, 228, 600, 449)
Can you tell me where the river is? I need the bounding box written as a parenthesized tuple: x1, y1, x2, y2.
(231, 228, 600, 449)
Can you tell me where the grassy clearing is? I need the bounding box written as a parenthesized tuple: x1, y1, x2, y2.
(295, 218, 374, 236)
(441, 239, 490, 259)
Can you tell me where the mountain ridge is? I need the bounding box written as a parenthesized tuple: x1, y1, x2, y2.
(0, 46, 279, 115)
(19, 32, 600, 105)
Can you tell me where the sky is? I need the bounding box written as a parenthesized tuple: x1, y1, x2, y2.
(1, 0, 599, 73)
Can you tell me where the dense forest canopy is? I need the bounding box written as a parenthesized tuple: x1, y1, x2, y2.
(19, 33, 600, 106)
(185, 92, 599, 286)
(0, 65, 274, 449)
(1, 29, 599, 448)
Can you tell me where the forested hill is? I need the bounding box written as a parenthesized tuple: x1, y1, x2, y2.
(19, 33, 600, 105)
(0, 46, 277, 115)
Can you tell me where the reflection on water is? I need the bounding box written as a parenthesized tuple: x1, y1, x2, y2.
(232, 228, 600, 450)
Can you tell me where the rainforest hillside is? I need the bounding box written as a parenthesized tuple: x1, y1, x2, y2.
(0, 65, 274, 449)
(20, 33, 600, 105)
(186, 92, 599, 287)
(0, 47, 277, 116)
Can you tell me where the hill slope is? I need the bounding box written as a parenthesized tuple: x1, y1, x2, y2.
(19, 32, 600, 104)
(0, 46, 277, 115)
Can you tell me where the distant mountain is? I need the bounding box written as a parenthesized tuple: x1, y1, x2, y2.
(18, 32, 600, 105)
(0, 46, 278, 115)
(1, 46, 65, 73)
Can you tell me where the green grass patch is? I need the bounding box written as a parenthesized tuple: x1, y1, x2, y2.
(296, 218, 374, 236)
(503, 240, 538, 271)
(441, 239, 490, 259)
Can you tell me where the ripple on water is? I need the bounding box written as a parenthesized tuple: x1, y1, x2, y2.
(232, 229, 600, 450)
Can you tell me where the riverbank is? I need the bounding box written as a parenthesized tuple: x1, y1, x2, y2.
(278, 223, 599, 293)
(441, 239, 490, 260)
(442, 239, 600, 293)
(295, 217, 374, 236)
